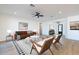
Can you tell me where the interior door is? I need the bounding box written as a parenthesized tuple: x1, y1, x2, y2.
(58, 24, 63, 35)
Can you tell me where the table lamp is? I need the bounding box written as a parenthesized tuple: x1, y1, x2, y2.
(7, 30, 12, 36)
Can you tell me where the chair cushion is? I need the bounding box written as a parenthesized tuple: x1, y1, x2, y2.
(37, 36, 53, 46)
(34, 43, 42, 53)
(37, 40, 45, 46)
(44, 36, 54, 41)
(53, 34, 58, 43)
(34, 40, 45, 53)
(33, 36, 54, 53)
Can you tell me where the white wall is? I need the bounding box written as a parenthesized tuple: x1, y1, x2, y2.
(0, 14, 79, 41)
(42, 21, 58, 35)
(67, 15, 79, 40)
(42, 18, 67, 36)
(42, 15, 79, 40)
(0, 15, 39, 41)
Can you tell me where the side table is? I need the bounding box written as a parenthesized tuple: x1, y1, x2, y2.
(6, 35, 13, 41)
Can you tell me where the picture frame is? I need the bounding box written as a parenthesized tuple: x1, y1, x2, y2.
(19, 22, 28, 31)
(70, 21, 79, 30)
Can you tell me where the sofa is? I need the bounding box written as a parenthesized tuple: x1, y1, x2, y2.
(14, 31, 36, 40)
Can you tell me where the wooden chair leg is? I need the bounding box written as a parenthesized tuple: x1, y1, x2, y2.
(58, 42, 62, 46)
(38, 53, 41, 55)
(30, 46, 33, 54)
(53, 44, 59, 50)
(49, 48, 53, 55)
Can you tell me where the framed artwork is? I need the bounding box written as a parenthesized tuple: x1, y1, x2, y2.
(19, 22, 28, 31)
(70, 21, 79, 30)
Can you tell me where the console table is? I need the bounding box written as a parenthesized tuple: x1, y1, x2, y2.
(6, 35, 13, 41)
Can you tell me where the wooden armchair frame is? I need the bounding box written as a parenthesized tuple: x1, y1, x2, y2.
(30, 37, 54, 55)
(52, 34, 62, 49)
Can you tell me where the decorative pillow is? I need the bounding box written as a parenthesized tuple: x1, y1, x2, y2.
(17, 35, 20, 40)
(27, 31, 32, 34)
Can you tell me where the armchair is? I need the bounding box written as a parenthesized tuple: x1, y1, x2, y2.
(30, 36, 55, 55)
(52, 34, 62, 49)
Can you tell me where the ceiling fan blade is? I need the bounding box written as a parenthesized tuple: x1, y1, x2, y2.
(37, 16, 39, 18)
(39, 15, 44, 17)
(33, 12, 44, 18)
(30, 4, 35, 7)
(35, 12, 39, 16)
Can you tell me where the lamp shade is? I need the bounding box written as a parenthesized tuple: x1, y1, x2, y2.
(7, 30, 12, 34)
(33, 29, 37, 32)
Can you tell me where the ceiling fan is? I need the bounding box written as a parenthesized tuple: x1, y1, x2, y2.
(30, 4, 35, 7)
(30, 4, 44, 18)
(34, 12, 44, 18)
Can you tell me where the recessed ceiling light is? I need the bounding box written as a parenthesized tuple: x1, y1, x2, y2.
(58, 11, 62, 14)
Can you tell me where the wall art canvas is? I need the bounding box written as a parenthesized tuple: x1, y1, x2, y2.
(19, 22, 28, 31)
(70, 21, 79, 30)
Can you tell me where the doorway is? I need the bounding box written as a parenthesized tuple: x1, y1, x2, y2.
(58, 24, 63, 35)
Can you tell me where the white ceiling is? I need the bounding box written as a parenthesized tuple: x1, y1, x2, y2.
(0, 4, 79, 21)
